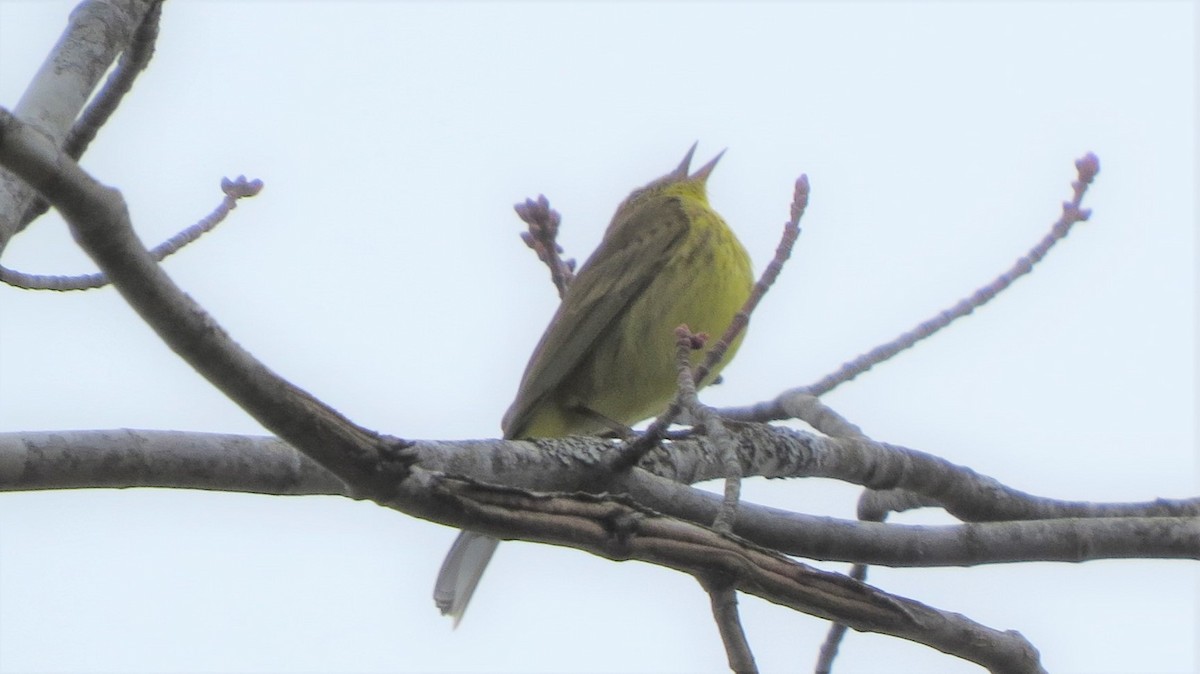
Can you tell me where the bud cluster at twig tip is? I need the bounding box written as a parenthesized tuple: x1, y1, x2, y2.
(220, 175, 264, 199)
(791, 174, 810, 222)
(514, 194, 574, 295)
(674, 325, 709, 351)
(1075, 152, 1100, 183)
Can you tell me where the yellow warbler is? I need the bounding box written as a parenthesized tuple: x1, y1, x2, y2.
(434, 145, 754, 624)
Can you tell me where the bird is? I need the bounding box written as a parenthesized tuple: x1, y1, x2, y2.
(434, 144, 754, 624)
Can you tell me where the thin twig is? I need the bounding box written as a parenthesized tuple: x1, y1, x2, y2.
(695, 174, 808, 386)
(0, 107, 400, 494)
(669, 326, 744, 533)
(65, 1, 163, 159)
(801, 153, 1099, 398)
(776, 390, 867, 439)
(702, 576, 759, 674)
(789, 399, 867, 674)
(613, 174, 810, 470)
(514, 194, 575, 298)
(814, 562, 870, 674)
(435, 475, 1047, 673)
(1, 176, 262, 291)
(15, 0, 164, 232)
(816, 483, 894, 674)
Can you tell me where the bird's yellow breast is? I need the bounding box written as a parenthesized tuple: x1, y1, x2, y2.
(518, 193, 752, 438)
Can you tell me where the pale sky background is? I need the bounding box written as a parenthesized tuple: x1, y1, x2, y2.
(0, 2, 1196, 673)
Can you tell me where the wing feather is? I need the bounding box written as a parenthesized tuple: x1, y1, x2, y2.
(501, 198, 690, 438)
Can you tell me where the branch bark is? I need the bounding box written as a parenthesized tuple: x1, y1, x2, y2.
(0, 0, 157, 252)
(3, 429, 1196, 569)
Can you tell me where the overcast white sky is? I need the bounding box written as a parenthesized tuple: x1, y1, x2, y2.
(0, 2, 1196, 673)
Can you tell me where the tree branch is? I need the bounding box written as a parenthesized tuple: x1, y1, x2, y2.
(0, 107, 402, 495)
(2, 176, 261, 290)
(0, 0, 157, 253)
(422, 472, 1046, 674)
(701, 576, 758, 674)
(12, 0, 164, 234)
(3, 429, 1195, 568)
(3, 111, 1059, 668)
(719, 153, 1100, 415)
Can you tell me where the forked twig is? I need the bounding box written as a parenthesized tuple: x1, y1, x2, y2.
(15, 0, 165, 233)
(670, 326, 743, 533)
(803, 153, 1099, 398)
(720, 153, 1101, 425)
(1, 176, 262, 291)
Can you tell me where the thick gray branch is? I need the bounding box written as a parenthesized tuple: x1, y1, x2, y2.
(419, 473, 1046, 674)
(3, 429, 1195, 569)
(0, 0, 156, 251)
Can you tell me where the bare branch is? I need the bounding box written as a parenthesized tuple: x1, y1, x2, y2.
(775, 390, 868, 439)
(815, 563, 871, 674)
(0, 429, 346, 494)
(1, 176, 261, 290)
(701, 576, 758, 674)
(0, 423, 1055, 669)
(721, 153, 1101, 423)
(694, 174, 807, 387)
(6, 429, 1196, 567)
(514, 194, 574, 297)
(64, 1, 163, 160)
(14, 0, 165, 232)
(803, 153, 1097, 396)
(614, 173, 809, 470)
(426, 473, 1046, 673)
(0, 108, 401, 495)
(657, 422, 1199, 522)
(0, 0, 158, 252)
(817, 486, 894, 673)
(670, 326, 743, 533)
